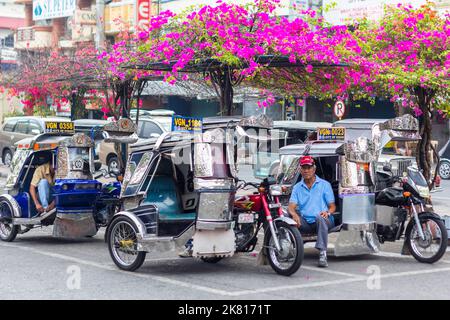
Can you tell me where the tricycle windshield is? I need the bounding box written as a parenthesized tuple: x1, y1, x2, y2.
(5, 149, 32, 189)
(279, 155, 300, 184)
(122, 151, 154, 197)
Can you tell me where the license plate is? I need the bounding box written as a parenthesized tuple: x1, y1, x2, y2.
(45, 121, 75, 133)
(238, 213, 254, 224)
(268, 203, 281, 209)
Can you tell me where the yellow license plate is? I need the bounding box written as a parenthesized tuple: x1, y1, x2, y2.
(45, 121, 75, 133)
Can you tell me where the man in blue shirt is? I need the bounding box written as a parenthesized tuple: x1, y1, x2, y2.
(288, 156, 336, 267)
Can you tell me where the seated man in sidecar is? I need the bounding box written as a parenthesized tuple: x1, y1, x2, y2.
(287, 156, 336, 268)
(29, 158, 56, 215)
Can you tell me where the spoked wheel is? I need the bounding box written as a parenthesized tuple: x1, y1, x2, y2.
(406, 215, 448, 263)
(0, 200, 19, 242)
(264, 221, 303, 276)
(107, 216, 146, 271)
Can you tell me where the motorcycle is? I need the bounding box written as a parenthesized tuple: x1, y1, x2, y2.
(376, 165, 448, 263)
(233, 177, 303, 276)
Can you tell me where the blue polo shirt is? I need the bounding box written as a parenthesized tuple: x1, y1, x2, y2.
(289, 176, 335, 224)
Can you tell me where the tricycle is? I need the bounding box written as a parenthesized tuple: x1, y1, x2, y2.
(272, 114, 448, 263)
(0, 121, 120, 241)
(104, 115, 304, 276)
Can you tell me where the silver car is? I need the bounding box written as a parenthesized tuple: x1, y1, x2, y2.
(0, 116, 71, 165)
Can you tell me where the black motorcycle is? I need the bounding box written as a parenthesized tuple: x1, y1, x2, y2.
(376, 166, 448, 263)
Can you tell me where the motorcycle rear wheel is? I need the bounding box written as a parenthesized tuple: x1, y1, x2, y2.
(264, 221, 303, 276)
(406, 215, 448, 264)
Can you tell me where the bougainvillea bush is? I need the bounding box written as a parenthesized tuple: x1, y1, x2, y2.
(352, 3, 449, 181)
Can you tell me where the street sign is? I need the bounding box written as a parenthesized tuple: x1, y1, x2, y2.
(137, 0, 151, 29)
(334, 100, 346, 120)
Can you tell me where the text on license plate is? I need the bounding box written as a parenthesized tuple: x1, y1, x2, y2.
(238, 213, 255, 224)
(268, 203, 281, 209)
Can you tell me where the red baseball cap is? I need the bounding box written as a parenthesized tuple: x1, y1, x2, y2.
(300, 156, 314, 166)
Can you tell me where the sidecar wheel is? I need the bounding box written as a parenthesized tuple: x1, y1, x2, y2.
(107, 216, 146, 271)
(0, 200, 19, 242)
(264, 221, 303, 276)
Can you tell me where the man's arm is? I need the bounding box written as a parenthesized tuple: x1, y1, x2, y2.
(29, 184, 44, 213)
(288, 202, 301, 227)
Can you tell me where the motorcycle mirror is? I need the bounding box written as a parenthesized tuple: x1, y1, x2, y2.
(94, 160, 102, 171)
(383, 164, 392, 172)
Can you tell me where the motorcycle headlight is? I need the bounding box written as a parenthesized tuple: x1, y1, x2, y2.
(269, 185, 282, 196)
(417, 185, 430, 199)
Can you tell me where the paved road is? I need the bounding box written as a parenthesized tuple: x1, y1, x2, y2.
(1, 164, 450, 299)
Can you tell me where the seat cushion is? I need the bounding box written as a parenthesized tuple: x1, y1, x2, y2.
(144, 175, 195, 221)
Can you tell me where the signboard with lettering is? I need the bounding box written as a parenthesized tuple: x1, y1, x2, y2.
(317, 127, 346, 141)
(323, 0, 427, 25)
(333, 100, 346, 120)
(33, 0, 76, 21)
(172, 115, 203, 133)
(74, 10, 96, 25)
(45, 121, 75, 134)
(137, 0, 151, 29)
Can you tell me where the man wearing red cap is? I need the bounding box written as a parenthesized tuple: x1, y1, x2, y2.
(288, 155, 336, 267)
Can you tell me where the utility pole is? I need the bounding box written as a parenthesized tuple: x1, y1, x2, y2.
(95, 0, 106, 51)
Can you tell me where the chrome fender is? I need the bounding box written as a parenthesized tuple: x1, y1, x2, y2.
(108, 211, 147, 238)
(274, 216, 298, 226)
(0, 194, 22, 218)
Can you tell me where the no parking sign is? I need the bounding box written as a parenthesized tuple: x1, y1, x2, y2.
(334, 100, 346, 120)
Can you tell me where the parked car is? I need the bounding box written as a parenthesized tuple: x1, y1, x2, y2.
(0, 116, 71, 165)
(438, 139, 450, 180)
(130, 108, 174, 132)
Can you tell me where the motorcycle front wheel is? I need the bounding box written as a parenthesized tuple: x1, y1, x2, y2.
(264, 221, 303, 276)
(406, 215, 448, 264)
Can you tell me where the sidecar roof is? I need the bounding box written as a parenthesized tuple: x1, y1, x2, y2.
(15, 133, 72, 151)
(280, 142, 344, 157)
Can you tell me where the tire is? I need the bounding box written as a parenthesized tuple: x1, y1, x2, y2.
(107, 156, 119, 173)
(2, 149, 12, 166)
(438, 160, 450, 180)
(201, 257, 223, 263)
(107, 216, 146, 271)
(406, 215, 448, 264)
(0, 200, 19, 242)
(264, 221, 304, 276)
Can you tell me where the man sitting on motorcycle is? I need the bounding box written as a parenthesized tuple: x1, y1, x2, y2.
(287, 156, 336, 268)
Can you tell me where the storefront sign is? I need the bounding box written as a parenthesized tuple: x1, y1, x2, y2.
(74, 10, 96, 25)
(33, 0, 76, 21)
(172, 115, 203, 133)
(323, 0, 427, 25)
(136, 0, 151, 29)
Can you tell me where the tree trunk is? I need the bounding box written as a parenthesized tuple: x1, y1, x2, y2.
(414, 86, 435, 186)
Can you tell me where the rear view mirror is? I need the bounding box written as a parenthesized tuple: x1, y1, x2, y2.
(94, 161, 102, 171)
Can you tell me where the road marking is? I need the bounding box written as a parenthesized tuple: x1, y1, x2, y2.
(2, 243, 450, 297)
(240, 252, 362, 278)
(0, 242, 233, 296)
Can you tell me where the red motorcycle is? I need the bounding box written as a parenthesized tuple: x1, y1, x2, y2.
(233, 178, 303, 276)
